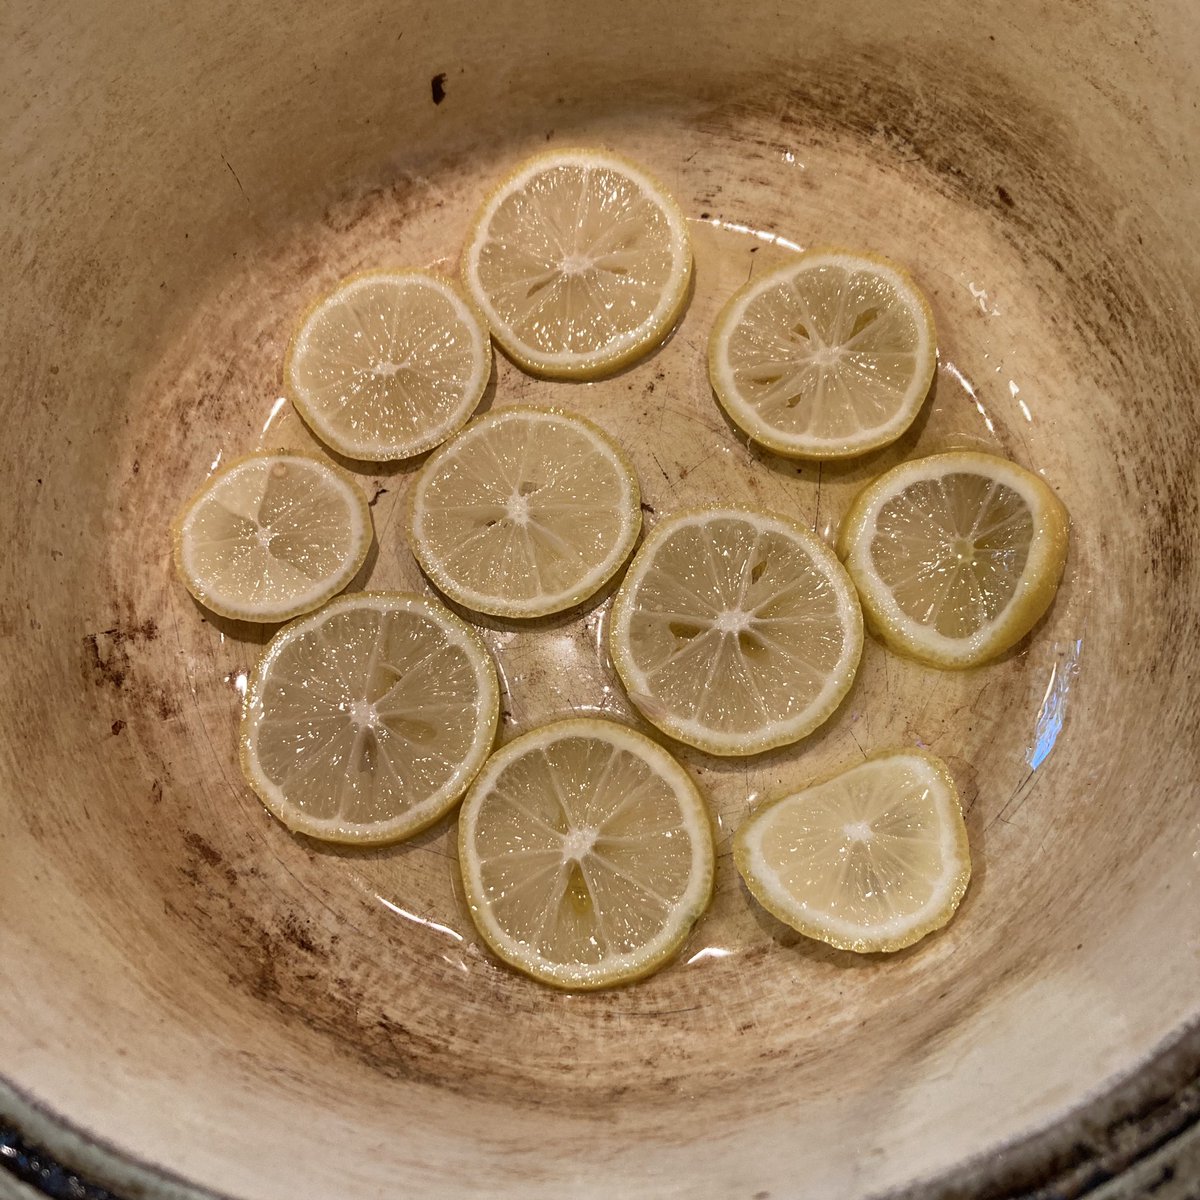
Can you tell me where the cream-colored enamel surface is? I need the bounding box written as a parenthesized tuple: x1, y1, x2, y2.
(2, 2, 1199, 1199)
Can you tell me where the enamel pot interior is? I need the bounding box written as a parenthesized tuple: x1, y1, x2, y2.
(2, 1, 1198, 1197)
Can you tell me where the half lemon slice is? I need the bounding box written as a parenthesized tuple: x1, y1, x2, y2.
(408, 406, 641, 618)
(285, 271, 491, 461)
(172, 452, 371, 623)
(735, 750, 971, 953)
(457, 718, 714, 989)
(837, 450, 1069, 667)
(241, 592, 499, 844)
(609, 508, 863, 756)
(708, 250, 936, 459)
(462, 148, 692, 379)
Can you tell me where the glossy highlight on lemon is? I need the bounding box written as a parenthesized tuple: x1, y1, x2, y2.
(240, 592, 499, 845)
(838, 450, 1069, 667)
(285, 270, 491, 461)
(708, 249, 936, 459)
(458, 718, 714, 989)
(172, 451, 371, 623)
(408, 406, 641, 618)
(735, 750, 971, 953)
(462, 148, 692, 378)
(610, 508, 863, 756)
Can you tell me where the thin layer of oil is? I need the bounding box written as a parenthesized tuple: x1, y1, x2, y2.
(171, 139, 1084, 987)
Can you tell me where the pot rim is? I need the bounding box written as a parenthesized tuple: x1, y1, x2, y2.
(2, 1018, 1198, 1199)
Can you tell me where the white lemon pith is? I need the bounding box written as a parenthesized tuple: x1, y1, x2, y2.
(735, 750, 971, 953)
(462, 149, 692, 378)
(609, 508, 864, 756)
(409, 406, 641, 618)
(240, 592, 499, 844)
(172, 452, 371, 623)
(708, 250, 936, 459)
(838, 450, 1069, 668)
(458, 718, 714, 989)
(285, 271, 490, 461)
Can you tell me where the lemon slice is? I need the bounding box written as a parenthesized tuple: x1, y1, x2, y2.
(609, 509, 863, 756)
(461, 148, 692, 379)
(172, 452, 371, 622)
(408, 406, 641, 618)
(734, 750, 971, 953)
(837, 451, 1069, 668)
(240, 592, 499, 844)
(457, 717, 714, 989)
(285, 271, 491, 461)
(708, 250, 936, 459)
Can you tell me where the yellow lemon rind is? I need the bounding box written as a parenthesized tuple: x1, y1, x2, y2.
(407, 404, 642, 619)
(609, 506, 864, 757)
(239, 591, 500, 845)
(284, 269, 492, 462)
(837, 450, 1069, 669)
(458, 717, 715, 989)
(733, 748, 971, 953)
(708, 247, 936, 461)
(171, 449, 372, 623)
(461, 148, 693, 381)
